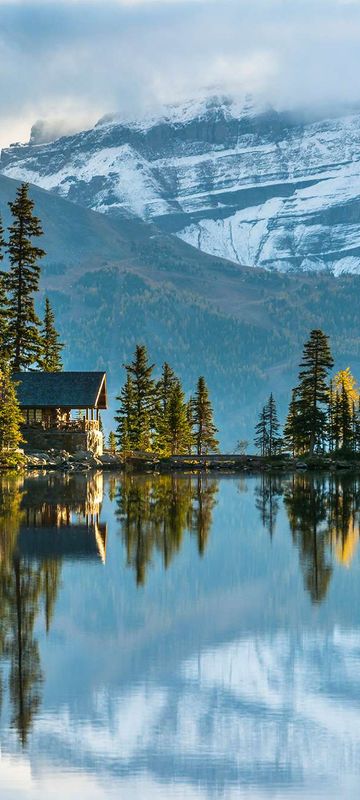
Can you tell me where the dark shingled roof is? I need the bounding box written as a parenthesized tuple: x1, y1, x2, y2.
(13, 371, 107, 409)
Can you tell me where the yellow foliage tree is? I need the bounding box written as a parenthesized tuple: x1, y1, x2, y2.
(334, 367, 359, 403)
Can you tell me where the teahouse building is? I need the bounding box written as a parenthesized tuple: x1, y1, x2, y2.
(14, 371, 107, 456)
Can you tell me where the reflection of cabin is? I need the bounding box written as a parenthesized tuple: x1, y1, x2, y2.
(17, 521, 107, 564)
(14, 372, 107, 455)
(16, 472, 107, 563)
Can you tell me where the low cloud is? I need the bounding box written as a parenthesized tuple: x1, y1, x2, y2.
(0, 0, 360, 147)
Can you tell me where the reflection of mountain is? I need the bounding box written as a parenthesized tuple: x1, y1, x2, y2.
(116, 474, 218, 585)
(17, 630, 360, 798)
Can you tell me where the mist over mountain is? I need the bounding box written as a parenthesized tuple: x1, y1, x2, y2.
(3, 96, 360, 275)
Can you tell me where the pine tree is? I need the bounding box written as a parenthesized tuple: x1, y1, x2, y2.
(327, 379, 336, 453)
(5, 183, 45, 371)
(154, 362, 178, 454)
(108, 431, 117, 454)
(165, 381, 193, 455)
(254, 406, 268, 456)
(0, 272, 10, 358)
(0, 214, 9, 357)
(156, 362, 177, 414)
(265, 393, 282, 455)
(124, 344, 155, 451)
(0, 359, 23, 465)
(294, 329, 334, 455)
(284, 389, 302, 455)
(39, 297, 63, 372)
(192, 377, 219, 455)
(115, 374, 136, 453)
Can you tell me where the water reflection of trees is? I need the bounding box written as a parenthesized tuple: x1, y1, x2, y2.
(116, 474, 218, 585)
(255, 473, 360, 604)
(255, 475, 283, 539)
(0, 472, 106, 745)
(284, 476, 333, 604)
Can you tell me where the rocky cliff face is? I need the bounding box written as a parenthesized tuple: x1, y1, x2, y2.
(2, 96, 360, 274)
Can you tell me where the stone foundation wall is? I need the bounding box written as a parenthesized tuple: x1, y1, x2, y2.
(22, 427, 103, 456)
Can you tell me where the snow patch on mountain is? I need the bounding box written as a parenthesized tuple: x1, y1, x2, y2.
(3, 95, 360, 273)
(3, 144, 172, 219)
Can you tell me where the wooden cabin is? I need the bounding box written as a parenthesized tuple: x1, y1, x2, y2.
(14, 371, 107, 456)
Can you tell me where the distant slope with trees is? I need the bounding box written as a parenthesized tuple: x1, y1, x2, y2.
(1, 175, 360, 447)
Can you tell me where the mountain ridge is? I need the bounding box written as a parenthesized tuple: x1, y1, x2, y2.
(2, 96, 360, 274)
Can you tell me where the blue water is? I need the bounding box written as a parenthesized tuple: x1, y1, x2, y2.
(0, 471, 360, 799)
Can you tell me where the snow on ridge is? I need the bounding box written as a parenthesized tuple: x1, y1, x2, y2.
(95, 93, 261, 134)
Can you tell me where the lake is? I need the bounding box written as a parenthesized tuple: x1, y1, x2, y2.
(0, 470, 360, 799)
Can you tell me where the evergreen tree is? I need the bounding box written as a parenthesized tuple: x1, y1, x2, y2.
(165, 381, 193, 455)
(265, 393, 282, 455)
(156, 362, 177, 415)
(115, 374, 136, 453)
(254, 396, 281, 457)
(254, 406, 268, 456)
(39, 298, 63, 372)
(192, 377, 219, 455)
(108, 431, 117, 454)
(0, 272, 10, 358)
(294, 329, 334, 455)
(0, 214, 8, 356)
(354, 399, 360, 453)
(125, 344, 155, 451)
(5, 184, 45, 371)
(154, 362, 178, 454)
(0, 360, 23, 465)
(284, 389, 302, 455)
(327, 379, 336, 453)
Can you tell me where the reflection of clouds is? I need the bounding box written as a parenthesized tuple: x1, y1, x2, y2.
(36, 687, 167, 761)
(13, 629, 359, 798)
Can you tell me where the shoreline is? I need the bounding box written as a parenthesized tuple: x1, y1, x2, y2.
(3, 452, 360, 474)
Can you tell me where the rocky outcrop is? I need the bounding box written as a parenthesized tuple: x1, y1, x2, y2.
(25, 450, 123, 471)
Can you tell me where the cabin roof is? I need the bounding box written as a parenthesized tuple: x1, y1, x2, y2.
(13, 371, 107, 410)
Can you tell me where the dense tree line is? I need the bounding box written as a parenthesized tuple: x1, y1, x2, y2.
(115, 344, 219, 456)
(255, 329, 360, 458)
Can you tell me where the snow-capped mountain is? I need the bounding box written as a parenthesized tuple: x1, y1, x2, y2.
(2, 95, 360, 274)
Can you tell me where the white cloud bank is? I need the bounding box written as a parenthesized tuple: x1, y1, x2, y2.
(0, 0, 360, 146)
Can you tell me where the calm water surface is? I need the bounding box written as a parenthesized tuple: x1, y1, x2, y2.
(0, 470, 360, 799)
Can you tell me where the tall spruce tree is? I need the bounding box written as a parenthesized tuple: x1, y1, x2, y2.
(0, 359, 23, 464)
(294, 329, 334, 455)
(39, 298, 63, 372)
(156, 362, 177, 414)
(108, 431, 117, 454)
(165, 381, 193, 455)
(5, 183, 45, 371)
(125, 344, 155, 451)
(192, 377, 219, 455)
(0, 214, 8, 357)
(115, 374, 136, 453)
(265, 393, 282, 456)
(284, 389, 302, 455)
(154, 362, 178, 454)
(254, 406, 268, 456)
(0, 272, 10, 358)
(254, 396, 281, 457)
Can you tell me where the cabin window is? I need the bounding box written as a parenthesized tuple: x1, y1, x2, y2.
(27, 409, 43, 423)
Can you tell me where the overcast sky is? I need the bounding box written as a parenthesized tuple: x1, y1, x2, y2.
(0, 0, 360, 148)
